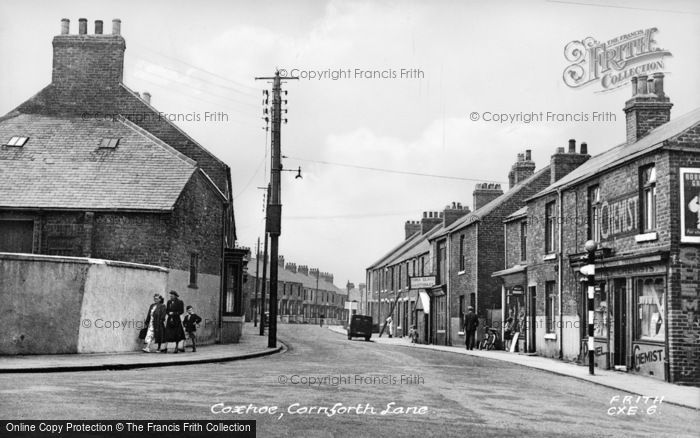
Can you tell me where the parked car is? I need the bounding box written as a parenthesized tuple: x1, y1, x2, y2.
(347, 315, 373, 341)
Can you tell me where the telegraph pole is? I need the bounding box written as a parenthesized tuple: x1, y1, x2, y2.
(260, 214, 269, 337)
(254, 237, 260, 327)
(582, 240, 598, 375)
(256, 71, 298, 348)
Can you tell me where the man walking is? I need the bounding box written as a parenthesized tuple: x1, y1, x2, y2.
(463, 306, 479, 350)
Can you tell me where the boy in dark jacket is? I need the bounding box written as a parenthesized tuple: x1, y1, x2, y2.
(183, 305, 203, 352)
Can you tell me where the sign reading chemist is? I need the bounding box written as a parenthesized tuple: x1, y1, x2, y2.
(600, 193, 638, 240)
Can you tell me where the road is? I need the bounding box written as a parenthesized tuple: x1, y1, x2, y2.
(0, 325, 696, 437)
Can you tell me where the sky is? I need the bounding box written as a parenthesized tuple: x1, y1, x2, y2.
(1, 0, 699, 288)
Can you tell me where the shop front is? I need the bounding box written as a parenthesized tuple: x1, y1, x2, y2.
(575, 250, 669, 381)
(492, 265, 530, 352)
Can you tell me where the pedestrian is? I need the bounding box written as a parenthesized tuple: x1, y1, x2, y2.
(183, 305, 202, 353)
(320, 314, 324, 327)
(142, 294, 166, 353)
(162, 290, 186, 353)
(463, 306, 479, 350)
(409, 325, 419, 343)
(386, 315, 393, 338)
(504, 317, 514, 351)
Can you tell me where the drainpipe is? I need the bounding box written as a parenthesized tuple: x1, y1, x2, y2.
(502, 221, 507, 343)
(446, 233, 452, 345)
(558, 189, 564, 360)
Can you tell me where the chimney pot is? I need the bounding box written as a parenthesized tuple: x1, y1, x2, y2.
(568, 139, 576, 153)
(580, 142, 588, 155)
(557, 146, 565, 154)
(423, 212, 427, 218)
(631, 77, 638, 96)
(653, 73, 665, 99)
(112, 18, 121, 35)
(525, 149, 532, 161)
(647, 77, 655, 95)
(60, 18, 70, 34)
(143, 91, 151, 104)
(78, 18, 87, 35)
(95, 20, 103, 34)
(638, 74, 648, 95)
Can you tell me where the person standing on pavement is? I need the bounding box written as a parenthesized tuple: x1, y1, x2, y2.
(142, 294, 166, 353)
(386, 315, 394, 338)
(183, 305, 202, 352)
(162, 290, 186, 353)
(463, 306, 479, 350)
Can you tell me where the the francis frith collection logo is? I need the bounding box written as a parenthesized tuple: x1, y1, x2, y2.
(563, 28, 671, 92)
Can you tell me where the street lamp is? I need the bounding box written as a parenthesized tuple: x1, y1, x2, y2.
(582, 239, 598, 375)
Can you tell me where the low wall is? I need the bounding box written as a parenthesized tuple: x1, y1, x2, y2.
(0, 253, 168, 355)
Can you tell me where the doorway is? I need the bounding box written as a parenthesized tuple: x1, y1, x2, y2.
(613, 279, 627, 367)
(528, 286, 537, 353)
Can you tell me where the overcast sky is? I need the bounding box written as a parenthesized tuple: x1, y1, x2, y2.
(1, 0, 699, 287)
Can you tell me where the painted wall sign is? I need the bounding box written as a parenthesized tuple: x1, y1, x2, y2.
(600, 193, 638, 240)
(632, 343, 665, 379)
(409, 276, 436, 290)
(680, 168, 700, 243)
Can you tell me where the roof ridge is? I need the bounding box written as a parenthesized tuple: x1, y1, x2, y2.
(119, 84, 229, 169)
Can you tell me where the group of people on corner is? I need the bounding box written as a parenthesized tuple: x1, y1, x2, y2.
(462, 307, 519, 351)
(141, 290, 202, 353)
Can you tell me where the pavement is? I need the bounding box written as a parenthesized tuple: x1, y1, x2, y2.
(326, 325, 700, 410)
(0, 323, 282, 373)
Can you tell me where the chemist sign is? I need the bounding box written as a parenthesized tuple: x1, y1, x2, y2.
(680, 168, 700, 243)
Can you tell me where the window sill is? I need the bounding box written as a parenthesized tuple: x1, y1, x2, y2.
(635, 232, 658, 243)
(543, 253, 557, 261)
(188, 284, 199, 289)
(458, 270, 466, 276)
(544, 333, 557, 340)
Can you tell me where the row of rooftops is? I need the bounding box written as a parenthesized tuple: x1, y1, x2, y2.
(368, 73, 700, 272)
(248, 256, 346, 296)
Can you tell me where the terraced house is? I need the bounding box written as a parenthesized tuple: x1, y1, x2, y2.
(521, 74, 699, 386)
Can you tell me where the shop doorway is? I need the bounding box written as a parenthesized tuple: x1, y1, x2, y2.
(613, 279, 627, 367)
(528, 286, 536, 353)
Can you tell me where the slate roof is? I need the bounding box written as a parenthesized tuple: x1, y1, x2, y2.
(531, 106, 700, 200)
(248, 258, 345, 294)
(0, 113, 196, 210)
(505, 206, 528, 222)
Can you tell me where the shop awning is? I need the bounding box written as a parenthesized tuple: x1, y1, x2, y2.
(417, 291, 430, 314)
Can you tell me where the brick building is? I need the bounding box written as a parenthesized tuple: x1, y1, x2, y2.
(366, 203, 470, 342)
(0, 18, 248, 351)
(521, 74, 699, 385)
(244, 256, 347, 325)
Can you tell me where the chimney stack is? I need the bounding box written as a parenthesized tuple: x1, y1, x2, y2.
(405, 220, 421, 239)
(624, 73, 672, 144)
(278, 255, 285, 267)
(443, 201, 470, 227)
(298, 265, 309, 276)
(421, 211, 442, 234)
(550, 140, 590, 184)
(285, 262, 297, 273)
(52, 17, 126, 91)
(142, 91, 151, 105)
(473, 183, 503, 210)
(508, 150, 536, 189)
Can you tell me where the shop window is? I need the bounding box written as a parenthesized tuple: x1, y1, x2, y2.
(588, 185, 601, 242)
(635, 277, 665, 342)
(593, 284, 608, 338)
(640, 165, 657, 232)
(545, 201, 557, 254)
(545, 281, 556, 333)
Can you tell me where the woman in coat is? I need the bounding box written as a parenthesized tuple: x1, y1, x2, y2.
(162, 290, 186, 353)
(142, 294, 166, 353)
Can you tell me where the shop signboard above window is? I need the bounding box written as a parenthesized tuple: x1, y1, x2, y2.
(409, 276, 436, 290)
(599, 192, 638, 240)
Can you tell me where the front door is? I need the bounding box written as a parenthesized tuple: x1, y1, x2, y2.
(613, 279, 627, 367)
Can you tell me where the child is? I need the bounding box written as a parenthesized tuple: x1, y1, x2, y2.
(183, 305, 202, 352)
